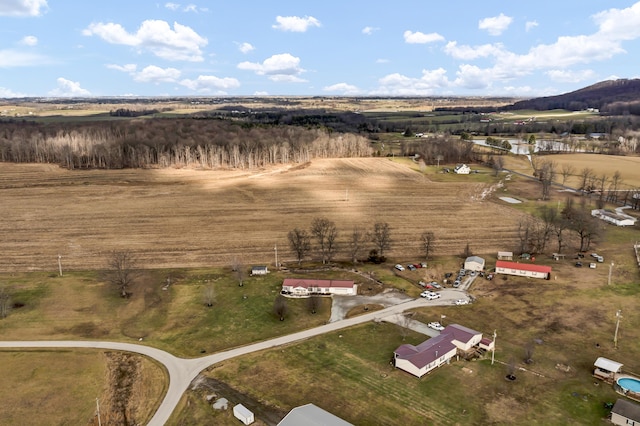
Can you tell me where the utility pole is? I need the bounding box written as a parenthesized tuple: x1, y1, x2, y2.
(491, 330, 497, 365)
(614, 310, 622, 349)
(274, 244, 278, 270)
(96, 398, 102, 426)
(58, 254, 63, 277)
(608, 261, 615, 286)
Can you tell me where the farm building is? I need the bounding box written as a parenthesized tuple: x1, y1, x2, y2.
(454, 164, 470, 174)
(278, 404, 353, 426)
(393, 324, 493, 378)
(251, 265, 269, 275)
(233, 404, 254, 425)
(591, 209, 637, 227)
(464, 256, 485, 271)
(495, 260, 551, 280)
(611, 399, 640, 426)
(497, 251, 513, 260)
(281, 278, 357, 297)
(594, 357, 623, 382)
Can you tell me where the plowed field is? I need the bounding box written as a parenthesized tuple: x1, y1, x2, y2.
(1, 158, 524, 272)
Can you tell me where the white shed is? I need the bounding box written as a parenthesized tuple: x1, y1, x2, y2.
(594, 357, 623, 382)
(591, 209, 637, 227)
(464, 256, 485, 271)
(233, 404, 254, 425)
(251, 265, 269, 275)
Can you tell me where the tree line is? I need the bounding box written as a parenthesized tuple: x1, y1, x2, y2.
(0, 119, 372, 169)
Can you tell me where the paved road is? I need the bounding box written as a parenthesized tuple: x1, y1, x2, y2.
(0, 296, 453, 425)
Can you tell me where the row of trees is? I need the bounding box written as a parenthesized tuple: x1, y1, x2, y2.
(0, 119, 372, 169)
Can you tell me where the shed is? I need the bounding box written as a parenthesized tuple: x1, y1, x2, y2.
(251, 265, 269, 275)
(464, 256, 485, 272)
(497, 251, 513, 261)
(233, 404, 254, 425)
(611, 399, 640, 426)
(594, 357, 623, 382)
(278, 403, 353, 426)
(592, 209, 637, 227)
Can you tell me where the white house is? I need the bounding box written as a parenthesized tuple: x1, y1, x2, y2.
(611, 399, 640, 426)
(278, 404, 353, 426)
(454, 164, 471, 174)
(233, 404, 254, 425)
(393, 324, 490, 378)
(251, 265, 269, 275)
(464, 256, 485, 271)
(281, 278, 357, 297)
(591, 209, 637, 227)
(495, 260, 551, 280)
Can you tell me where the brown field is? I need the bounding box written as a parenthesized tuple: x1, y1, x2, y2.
(1, 158, 525, 272)
(545, 154, 640, 190)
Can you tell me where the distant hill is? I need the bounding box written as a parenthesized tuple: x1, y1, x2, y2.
(504, 79, 640, 114)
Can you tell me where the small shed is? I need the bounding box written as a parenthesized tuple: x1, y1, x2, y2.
(611, 399, 640, 426)
(594, 357, 623, 382)
(497, 251, 513, 261)
(251, 265, 269, 275)
(464, 256, 485, 272)
(233, 404, 254, 425)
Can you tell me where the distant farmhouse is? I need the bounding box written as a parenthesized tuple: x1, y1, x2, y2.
(393, 324, 494, 378)
(591, 209, 637, 227)
(454, 164, 470, 174)
(251, 265, 269, 275)
(495, 260, 551, 280)
(281, 278, 357, 297)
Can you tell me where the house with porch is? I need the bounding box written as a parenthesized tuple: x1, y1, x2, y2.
(393, 324, 493, 378)
(281, 278, 357, 297)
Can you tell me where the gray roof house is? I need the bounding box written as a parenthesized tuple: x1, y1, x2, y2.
(278, 403, 353, 426)
(611, 399, 640, 426)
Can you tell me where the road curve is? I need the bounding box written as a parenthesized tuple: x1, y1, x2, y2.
(0, 297, 441, 425)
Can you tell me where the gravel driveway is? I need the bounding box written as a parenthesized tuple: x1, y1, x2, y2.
(329, 289, 414, 322)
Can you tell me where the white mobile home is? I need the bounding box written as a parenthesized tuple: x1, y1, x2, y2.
(233, 404, 254, 425)
(495, 260, 551, 280)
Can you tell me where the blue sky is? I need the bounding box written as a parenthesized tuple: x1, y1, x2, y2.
(1, 0, 640, 98)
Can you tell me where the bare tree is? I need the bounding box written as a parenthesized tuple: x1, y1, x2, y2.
(490, 155, 504, 177)
(204, 285, 215, 307)
(0, 287, 11, 319)
(462, 242, 472, 259)
(607, 170, 623, 203)
(516, 219, 532, 255)
(397, 312, 414, 341)
(596, 173, 609, 209)
(232, 258, 246, 287)
(347, 226, 366, 265)
(524, 341, 535, 364)
(420, 231, 436, 261)
(106, 250, 138, 298)
(273, 294, 288, 321)
(310, 217, 338, 264)
(578, 167, 595, 193)
(560, 164, 575, 186)
(307, 295, 321, 314)
(537, 160, 557, 200)
(288, 228, 311, 265)
(371, 222, 392, 257)
(563, 198, 601, 251)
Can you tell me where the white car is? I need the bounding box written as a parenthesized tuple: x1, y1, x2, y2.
(428, 321, 445, 331)
(455, 298, 469, 305)
(589, 263, 597, 269)
(420, 291, 440, 300)
(395, 264, 405, 271)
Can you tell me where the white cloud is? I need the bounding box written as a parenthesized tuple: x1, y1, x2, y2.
(164, 2, 180, 10)
(238, 42, 255, 54)
(403, 30, 444, 44)
(478, 13, 513, 36)
(0, 48, 49, 67)
(179, 75, 241, 92)
(0, 87, 26, 97)
(525, 20, 539, 32)
(374, 68, 450, 95)
(546, 69, 596, 83)
(323, 83, 359, 95)
(593, 2, 640, 41)
(183, 4, 197, 13)
(83, 19, 208, 62)
(48, 77, 90, 97)
(454, 64, 495, 90)
(362, 26, 379, 35)
(444, 41, 505, 60)
(254, 91, 269, 96)
(20, 35, 38, 46)
(0, 0, 47, 17)
(238, 53, 306, 81)
(376, 58, 389, 64)
(106, 63, 138, 73)
(133, 65, 181, 83)
(272, 15, 321, 32)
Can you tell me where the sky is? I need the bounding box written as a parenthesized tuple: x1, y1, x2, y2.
(1, 0, 640, 98)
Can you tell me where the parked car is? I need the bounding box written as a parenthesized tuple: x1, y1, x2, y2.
(407, 264, 417, 271)
(575, 261, 583, 267)
(414, 263, 422, 269)
(486, 273, 494, 281)
(428, 321, 445, 331)
(394, 264, 405, 271)
(420, 291, 440, 300)
(444, 272, 453, 278)
(420, 262, 428, 268)
(470, 271, 476, 276)
(453, 280, 461, 288)
(429, 281, 441, 289)
(455, 298, 469, 305)
(597, 255, 604, 263)
(590, 253, 599, 258)
(589, 263, 597, 269)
